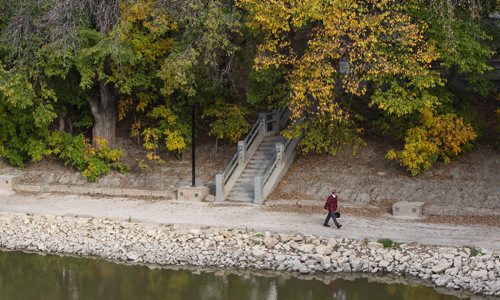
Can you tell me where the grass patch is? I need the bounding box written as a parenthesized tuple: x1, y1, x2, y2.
(377, 238, 400, 249)
(468, 246, 480, 257)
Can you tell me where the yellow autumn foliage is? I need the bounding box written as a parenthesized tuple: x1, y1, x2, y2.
(238, 0, 441, 126)
(387, 109, 477, 175)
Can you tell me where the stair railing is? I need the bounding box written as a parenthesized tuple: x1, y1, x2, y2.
(216, 110, 273, 202)
(216, 107, 291, 203)
(254, 133, 300, 204)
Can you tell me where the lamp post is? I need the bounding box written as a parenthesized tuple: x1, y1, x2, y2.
(339, 58, 350, 75)
(191, 104, 196, 187)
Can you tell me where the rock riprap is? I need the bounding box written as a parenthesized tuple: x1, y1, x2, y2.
(0, 213, 498, 296)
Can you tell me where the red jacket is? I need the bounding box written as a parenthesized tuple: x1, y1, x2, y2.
(324, 194, 338, 212)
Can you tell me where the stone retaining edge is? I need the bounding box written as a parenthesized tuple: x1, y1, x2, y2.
(14, 184, 175, 200)
(266, 200, 500, 217)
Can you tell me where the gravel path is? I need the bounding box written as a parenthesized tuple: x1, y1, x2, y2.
(0, 193, 498, 250)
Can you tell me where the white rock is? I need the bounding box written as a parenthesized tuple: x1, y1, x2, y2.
(251, 248, 266, 259)
(275, 254, 287, 262)
(479, 255, 491, 262)
(127, 252, 139, 261)
(264, 237, 278, 249)
(446, 267, 459, 276)
(435, 275, 452, 287)
(394, 252, 403, 261)
(368, 242, 383, 249)
(398, 264, 406, 273)
(383, 253, 393, 262)
(486, 260, 495, 270)
(315, 245, 333, 256)
(379, 260, 390, 268)
(471, 269, 487, 279)
(432, 261, 452, 273)
(341, 262, 352, 272)
(298, 244, 315, 253)
(37, 243, 46, 251)
(490, 281, 500, 294)
(351, 260, 363, 272)
(400, 256, 410, 263)
(299, 265, 309, 274)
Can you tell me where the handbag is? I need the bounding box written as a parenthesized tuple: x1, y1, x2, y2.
(334, 212, 341, 218)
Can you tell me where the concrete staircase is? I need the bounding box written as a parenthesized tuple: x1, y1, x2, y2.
(215, 109, 299, 204)
(226, 135, 285, 202)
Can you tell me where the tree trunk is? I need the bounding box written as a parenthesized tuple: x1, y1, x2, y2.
(58, 115, 65, 131)
(89, 80, 117, 146)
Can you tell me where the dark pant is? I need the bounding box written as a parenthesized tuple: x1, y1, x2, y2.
(324, 211, 340, 227)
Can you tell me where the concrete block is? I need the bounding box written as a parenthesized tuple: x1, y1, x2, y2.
(177, 186, 209, 202)
(0, 174, 22, 195)
(392, 201, 425, 218)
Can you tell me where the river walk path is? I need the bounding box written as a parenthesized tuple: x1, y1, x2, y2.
(0, 193, 498, 250)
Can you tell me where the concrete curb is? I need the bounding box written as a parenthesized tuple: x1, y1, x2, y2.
(14, 184, 175, 200)
(266, 199, 500, 217)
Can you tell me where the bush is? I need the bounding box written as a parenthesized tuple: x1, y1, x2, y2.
(377, 238, 394, 248)
(48, 132, 127, 182)
(468, 246, 480, 257)
(203, 99, 251, 144)
(387, 109, 477, 175)
(0, 68, 55, 167)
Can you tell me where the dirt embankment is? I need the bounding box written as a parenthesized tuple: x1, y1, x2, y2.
(1, 139, 499, 222)
(269, 142, 499, 211)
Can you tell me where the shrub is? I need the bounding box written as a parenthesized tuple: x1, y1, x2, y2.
(48, 131, 127, 182)
(0, 68, 55, 167)
(377, 238, 395, 248)
(387, 109, 477, 175)
(203, 99, 251, 144)
(468, 246, 480, 257)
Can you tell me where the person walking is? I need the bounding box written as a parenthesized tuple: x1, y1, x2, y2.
(323, 190, 342, 229)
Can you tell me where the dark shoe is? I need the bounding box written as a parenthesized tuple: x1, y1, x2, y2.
(323, 224, 330, 227)
(336, 224, 342, 229)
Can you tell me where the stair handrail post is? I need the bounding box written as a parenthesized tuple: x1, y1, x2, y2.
(254, 176, 263, 204)
(278, 107, 290, 130)
(237, 141, 246, 164)
(259, 113, 266, 136)
(272, 109, 280, 131)
(275, 143, 284, 163)
(215, 174, 224, 202)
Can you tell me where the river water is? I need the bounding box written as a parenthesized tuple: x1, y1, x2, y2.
(0, 250, 466, 300)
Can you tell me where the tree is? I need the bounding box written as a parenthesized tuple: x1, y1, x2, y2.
(239, 0, 445, 154)
(1, 0, 121, 145)
(239, 0, 494, 162)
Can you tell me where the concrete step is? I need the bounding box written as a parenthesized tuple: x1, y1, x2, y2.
(246, 161, 273, 165)
(241, 168, 266, 172)
(241, 171, 267, 176)
(226, 192, 254, 202)
(246, 164, 272, 169)
(251, 154, 274, 160)
(234, 176, 254, 186)
(248, 156, 273, 160)
(262, 136, 284, 141)
(226, 196, 253, 202)
(244, 163, 269, 168)
(228, 188, 253, 195)
(223, 132, 288, 203)
(257, 145, 277, 149)
(251, 150, 273, 154)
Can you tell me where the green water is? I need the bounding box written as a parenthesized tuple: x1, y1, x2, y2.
(0, 251, 464, 300)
